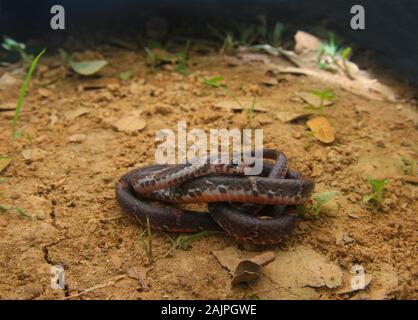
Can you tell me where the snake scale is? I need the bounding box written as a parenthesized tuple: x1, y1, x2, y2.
(115, 149, 314, 244)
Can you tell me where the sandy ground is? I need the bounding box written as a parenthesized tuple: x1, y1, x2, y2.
(0, 44, 417, 299)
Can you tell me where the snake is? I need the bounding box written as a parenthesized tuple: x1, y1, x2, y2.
(115, 149, 314, 245)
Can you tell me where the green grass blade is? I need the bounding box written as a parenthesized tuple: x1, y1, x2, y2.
(12, 48, 46, 141)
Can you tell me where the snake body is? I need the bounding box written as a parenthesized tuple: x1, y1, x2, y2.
(115, 149, 314, 244)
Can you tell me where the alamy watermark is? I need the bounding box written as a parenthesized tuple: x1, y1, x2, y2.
(50, 265, 65, 290)
(155, 121, 264, 175)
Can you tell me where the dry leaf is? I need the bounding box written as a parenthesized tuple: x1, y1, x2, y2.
(402, 175, 418, 185)
(231, 252, 275, 285)
(0, 103, 15, 111)
(276, 111, 309, 123)
(306, 116, 335, 144)
(213, 245, 343, 299)
(213, 98, 269, 112)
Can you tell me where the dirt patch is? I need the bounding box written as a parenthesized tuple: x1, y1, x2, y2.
(0, 46, 417, 299)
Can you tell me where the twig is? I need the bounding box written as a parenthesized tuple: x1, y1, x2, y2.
(65, 275, 126, 299)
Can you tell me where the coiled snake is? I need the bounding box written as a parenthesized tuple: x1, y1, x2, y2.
(115, 149, 314, 245)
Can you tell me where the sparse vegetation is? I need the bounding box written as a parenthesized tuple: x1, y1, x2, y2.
(0, 204, 31, 219)
(298, 190, 336, 217)
(317, 32, 352, 77)
(363, 177, 389, 205)
(145, 41, 190, 74)
(304, 89, 336, 116)
(1, 36, 33, 67)
(12, 48, 46, 142)
(203, 76, 257, 128)
(138, 217, 153, 264)
(162, 231, 215, 258)
(400, 155, 417, 176)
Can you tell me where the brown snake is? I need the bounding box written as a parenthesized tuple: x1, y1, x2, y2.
(115, 149, 314, 244)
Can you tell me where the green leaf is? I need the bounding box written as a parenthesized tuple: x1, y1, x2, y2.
(363, 177, 389, 204)
(119, 71, 132, 81)
(314, 190, 336, 206)
(311, 89, 336, 100)
(69, 59, 108, 76)
(341, 47, 352, 60)
(203, 76, 226, 88)
(13, 48, 46, 141)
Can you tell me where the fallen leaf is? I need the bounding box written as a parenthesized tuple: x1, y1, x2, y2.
(0, 157, 12, 173)
(231, 261, 262, 285)
(213, 98, 269, 112)
(306, 116, 335, 144)
(69, 59, 108, 76)
(213, 245, 343, 299)
(0, 103, 16, 111)
(276, 111, 309, 123)
(231, 252, 275, 285)
(82, 78, 118, 90)
(402, 175, 418, 185)
(296, 92, 334, 107)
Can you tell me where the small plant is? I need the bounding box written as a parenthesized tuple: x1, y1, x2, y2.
(138, 217, 153, 264)
(363, 177, 389, 204)
(1, 36, 33, 66)
(203, 76, 257, 128)
(203, 76, 226, 89)
(298, 190, 336, 216)
(162, 231, 214, 258)
(174, 41, 190, 75)
(145, 41, 190, 75)
(317, 32, 352, 77)
(13, 48, 46, 141)
(246, 96, 257, 129)
(304, 89, 336, 116)
(400, 155, 417, 176)
(0, 204, 31, 219)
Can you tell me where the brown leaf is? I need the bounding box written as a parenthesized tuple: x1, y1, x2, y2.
(402, 175, 418, 185)
(276, 111, 309, 123)
(231, 251, 275, 285)
(213, 98, 269, 112)
(306, 116, 335, 144)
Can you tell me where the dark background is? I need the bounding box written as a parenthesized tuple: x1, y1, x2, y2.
(1, 0, 417, 85)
